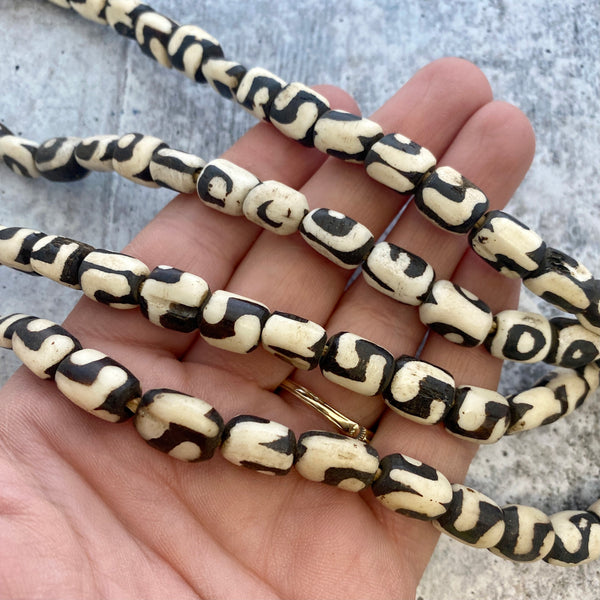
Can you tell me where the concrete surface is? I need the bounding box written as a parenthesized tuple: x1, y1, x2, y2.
(0, 1, 599, 598)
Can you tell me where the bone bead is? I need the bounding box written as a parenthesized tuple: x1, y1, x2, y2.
(578, 280, 600, 335)
(433, 484, 505, 548)
(34, 137, 89, 182)
(55, 348, 139, 422)
(68, 0, 108, 24)
(139, 266, 210, 332)
(261, 311, 327, 370)
(220, 415, 296, 476)
(372, 453, 453, 520)
(364, 133, 437, 193)
(196, 158, 260, 216)
(235, 67, 286, 121)
(506, 385, 566, 434)
(199, 290, 270, 354)
(74, 135, 119, 172)
(105, 0, 152, 39)
(135, 389, 224, 461)
(544, 511, 600, 566)
(134, 9, 178, 67)
(299, 208, 375, 269)
(242, 180, 309, 235)
(0, 135, 40, 177)
(0, 314, 35, 349)
(313, 110, 383, 163)
(544, 317, 600, 368)
(319, 332, 394, 396)
(537, 369, 591, 415)
(201, 58, 247, 101)
(0, 226, 45, 273)
(112, 133, 168, 187)
(295, 431, 379, 491)
(149, 147, 205, 193)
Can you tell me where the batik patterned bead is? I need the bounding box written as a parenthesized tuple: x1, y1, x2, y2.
(364, 133, 437, 193)
(134, 9, 177, 67)
(269, 82, 330, 147)
(313, 110, 384, 163)
(538, 369, 591, 415)
(469, 210, 546, 278)
(506, 385, 566, 434)
(196, 158, 260, 216)
(0, 226, 45, 273)
(199, 290, 270, 354)
(55, 348, 139, 422)
(112, 133, 168, 187)
(201, 58, 247, 100)
(319, 332, 394, 396)
(235, 67, 286, 121)
(444, 386, 510, 444)
(579, 361, 600, 394)
(544, 510, 600, 566)
(139, 265, 210, 332)
(414, 166, 489, 234)
(0, 314, 35, 349)
(167, 24, 224, 84)
(149, 147, 205, 193)
(362, 242, 435, 306)
(299, 208, 375, 269)
(34, 137, 89, 182)
(78, 250, 150, 309)
(30, 234, 94, 289)
(295, 431, 379, 492)
(135, 389, 223, 461)
(419, 280, 493, 347)
(544, 317, 600, 368)
(372, 453, 453, 520)
(261, 311, 327, 370)
(383, 356, 455, 424)
(433, 484, 505, 548)
(105, 0, 152, 39)
(0, 135, 40, 178)
(11, 317, 82, 379)
(220, 415, 296, 476)
(74, 135, 119, 172)
(68, 0, 108, 24)
(489, 504, 555, 562)
(578, 280, 600, 335)
(242, 180, 309, 235)
(485, 310, 556, 363)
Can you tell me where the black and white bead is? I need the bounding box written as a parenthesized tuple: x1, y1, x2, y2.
(489, 504, 555, 562)
(0, 134, 40, 177)
(372, 453, 453, 520)
(11, 317, 82, 379)
(74, 134, 119, 172)
(362, 242, 435, 306)
(506, 382, 567, 434)
(235, 67, 286, 121)
(242, 180, 309, 235)
(149, 147, 205, 194)
(414, 166, 489, 234)
(433, 484, 506, 548)
(364, 133, 437, 194)
(199, 290, 270, 354)
(579, 280, 600, 334)
(469, 211, 547, 278)
(34, 137, 89, 182)
(544, 317, 600, 368)
(220, 415, 296, 476)
(104, 0, 152, 39)
(196, 158, 260, 216)
(134, 389, 224, 461)
(30, 234, 94, 289)
(55, 348, 140, 422)
(319, 332, 394, 396)
(139, 265, 210, 332)
(313, 110, 384, 163)
(444, 386, 510, 444)
(540, 369, 591, 415)
(419, 280, 493, 347)
(0, 226, 45, 273)
(68, 0, 108, 24)
(261, 311, 327, 370)
(299, 208, 375, 269)
(78, 249, 150, 309)
(134, 9, 178, 67)
(0, 314, 35, 349)
(383, 356, 456, 425)
(269, 82, 330, 147)
(112, 133, 168, 187)
(295, 431, 379, 492)
(201, 58, 247, 101)
(544, 510, 600, 566)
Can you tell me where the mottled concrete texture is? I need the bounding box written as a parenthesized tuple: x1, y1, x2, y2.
(1, 1, 599, 598)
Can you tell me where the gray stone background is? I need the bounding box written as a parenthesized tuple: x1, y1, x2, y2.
(0, 1, 599, 598)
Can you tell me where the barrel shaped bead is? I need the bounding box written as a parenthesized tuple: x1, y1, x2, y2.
(112, 133, 168, 187)
(313, 110, 384, 163)
(295, 431, 380, 491)
(34, 137, 89, 182)
(545, 317, 600, 368)
(299, 208, 375, 269)
(537, 369, 591, 415)
(0, 226, 46, 273)
(372, 453, 453, 520)
(149, 147, 205, 193)
(139, 265, 210, 332)
(68, 0, 108, 24)
(74, 135, 119, 172)
(55, 348, 139, 422)
(199, 290, 270, 353)
(134, 9, 178, 67)
(135, 389, 224, 461)
(319, 332, 394, 397)
(242, 180, 309, 235)
(220, 415, 296, 476)
(578, 280, 600, 335)
(506, 385, 567, 434)
(0, 135, 40, 177)
(433, 484, 505, 548)
(261, 311, 327, 370)
(0, 314, 35, 349)
(105, 0, 152, 39)
(544, 511, 600, 566)
(78, 250, 150, 309)
(364, 133, 437, 193)
(383, 356, 456, 424)
(235, 67, 287, 121)
(201, 58, 247, 100)
(419, 280, 493, 347)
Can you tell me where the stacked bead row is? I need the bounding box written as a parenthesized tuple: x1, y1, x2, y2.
(1, 225, 599, 443)
(46, 0, 600, 338)
(3, 311, 600, 567)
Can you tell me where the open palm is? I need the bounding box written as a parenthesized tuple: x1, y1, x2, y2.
(0, 58, 534, 599)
